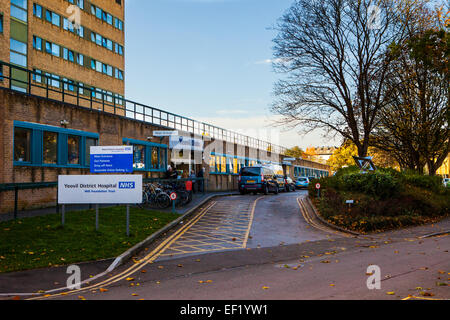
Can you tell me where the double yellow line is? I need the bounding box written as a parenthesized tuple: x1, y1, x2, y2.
(297, 197, 351, 237)
(29, 201, 218, 300)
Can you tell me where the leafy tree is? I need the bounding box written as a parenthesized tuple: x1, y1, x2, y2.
(373, 6, 449, 175)
(285, 146, 305, 159)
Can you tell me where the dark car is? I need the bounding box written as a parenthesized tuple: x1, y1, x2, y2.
(275, 175, 289, 192)
(239, 166, 279, 195)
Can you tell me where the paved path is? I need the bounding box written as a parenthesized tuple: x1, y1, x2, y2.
(2, 191, 449, 300)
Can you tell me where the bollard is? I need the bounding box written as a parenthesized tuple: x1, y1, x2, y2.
(14, 186, 18, 220)
(62, 204, 65, 227)
(126, 205, 130, 237)
(95, 204, 99, 232)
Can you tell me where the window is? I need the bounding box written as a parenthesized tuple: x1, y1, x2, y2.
(85, 137, 97, 166)
(133, 145, 146, 170)
(67, 0, 84, 10)
(45, 41, 60, 57)
(33, 3, 42, 18)
(114, 17, 123, 30)
(46, 10, 60, 27)
(115, 43, 123, 55)
(0, 14, 3, 33)
(10, 38, 27, 67)
(68, 135, 80, 165)
(43, 131, 58, 164)
(14, 121, 99, 168)
(76, 53, 84, 66)
(124, 139, 168, 172)
(32, 69, 42, 83)
(63, 48, 74, 62)
(45, 72, 60, 88)
(33, 36, 42, 51)
(115, 69, 124, 80)
(151, 147, 158, 169)
(14, 128, 31, 162)
(11, 0, 27, 23)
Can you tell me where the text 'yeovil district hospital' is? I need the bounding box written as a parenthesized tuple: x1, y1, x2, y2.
(0, 0, 330, 213)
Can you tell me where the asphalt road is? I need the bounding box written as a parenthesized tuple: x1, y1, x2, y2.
(28, 191, 450, 300)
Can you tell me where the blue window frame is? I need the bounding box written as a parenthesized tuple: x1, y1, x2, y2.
(123, 138, 168, 172)
(13, 121, 99, 168)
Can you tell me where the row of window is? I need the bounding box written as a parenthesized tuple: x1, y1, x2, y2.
(13, 122, 99, 168)
(13, 123, 168, 172)
(32, 68, 124, 106)
(123, 139, 168, 172)
(294, 167, 329, 178)
(64, 0, 124, 32)
(33, 3, 124, 57)
(90, 3, 124, 31)
(0, 13, 3, 33)
(209, 154, 271, 175)
(32, 35, 124, 81)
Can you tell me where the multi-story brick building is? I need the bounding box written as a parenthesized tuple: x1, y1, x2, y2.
(0, 0, 331, 214)
(1, 0, 125, 102)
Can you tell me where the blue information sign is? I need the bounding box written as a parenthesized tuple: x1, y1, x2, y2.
(90, 146, 134, 173)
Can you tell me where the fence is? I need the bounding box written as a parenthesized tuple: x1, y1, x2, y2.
(0, 60, 287, 155)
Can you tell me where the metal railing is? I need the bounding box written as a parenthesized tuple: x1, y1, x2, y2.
(0, 60, 288, 155)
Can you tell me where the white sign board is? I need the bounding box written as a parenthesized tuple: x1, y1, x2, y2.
(153, 131, 179, 137)
(58, 175, 142, 204)
(283, 158, 296, 162)
(170, 135, 204, 152)
(90, 146, 133, 173)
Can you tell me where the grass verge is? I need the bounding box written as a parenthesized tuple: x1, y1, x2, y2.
(0, 207, 179, 273)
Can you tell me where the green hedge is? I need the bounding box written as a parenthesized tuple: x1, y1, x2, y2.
(309, 167, 450, 233)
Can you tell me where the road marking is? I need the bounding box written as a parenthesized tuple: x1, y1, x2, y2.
(159, 196, 264, 258)
(28, 201, 218, 300)
(297, 197, 352, 237)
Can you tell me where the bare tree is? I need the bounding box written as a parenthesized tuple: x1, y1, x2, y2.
(271, 0, 423, 157)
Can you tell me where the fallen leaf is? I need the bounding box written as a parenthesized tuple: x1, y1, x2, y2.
(420, 292, 435, 297)
(126, 277, 135, 281)
(262, 286, 270, 290)
(132, 293, 139, 296)
(386, 292, 395, 295)
(99, 288, 108, 293)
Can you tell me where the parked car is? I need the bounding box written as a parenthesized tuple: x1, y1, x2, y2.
(444, 178, 450, 188)
(285, 176, 296, 192)
(239, 166, 279, 195)
(275, 175, 289, 192)
(295, 177, 310, 189)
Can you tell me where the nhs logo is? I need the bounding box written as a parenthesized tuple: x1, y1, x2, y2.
(119, 182, 136, 189)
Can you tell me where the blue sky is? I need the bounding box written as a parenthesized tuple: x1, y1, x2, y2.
(124, 0, 337, 149)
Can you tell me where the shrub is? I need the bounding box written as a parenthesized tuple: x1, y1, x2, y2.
(337, 171, 400, 199)
(402, 173, 444, 193)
